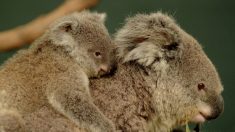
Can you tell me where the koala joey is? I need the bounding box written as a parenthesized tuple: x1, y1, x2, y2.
(0, 11, 115, 132)
(89, 12, 224, 131)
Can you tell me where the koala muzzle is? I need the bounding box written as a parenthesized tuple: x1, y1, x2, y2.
(98, 64, 111, 76)
(206, 95, 224, 120)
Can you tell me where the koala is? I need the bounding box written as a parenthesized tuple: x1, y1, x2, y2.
(18, 12, 223, 132)
(0, 11, 115, 132)
(89, 12, 224, 131)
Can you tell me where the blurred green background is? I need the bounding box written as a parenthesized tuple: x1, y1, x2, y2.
(0, 0, 234, 131)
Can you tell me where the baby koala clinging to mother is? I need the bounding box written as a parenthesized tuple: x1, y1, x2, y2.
(0, 11, 115, 132)
(26, 12, 224, 132)
(4, 11, 224, 132)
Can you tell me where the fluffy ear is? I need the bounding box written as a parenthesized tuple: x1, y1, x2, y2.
(48, 20, 79, 52)
(116, 33, 182, 69)
(117, 12, 184, 64)
(52, 20, 78, 34)
(120, 39, 182, 74)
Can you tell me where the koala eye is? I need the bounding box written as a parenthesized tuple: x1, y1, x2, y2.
(198, 83, 206, 91)
(94, 51, 102, 58)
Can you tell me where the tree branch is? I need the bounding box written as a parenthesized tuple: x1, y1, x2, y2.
(0, 0, 100, 52)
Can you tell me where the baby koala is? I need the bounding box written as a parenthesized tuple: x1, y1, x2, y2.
(0, 11, 115, 132)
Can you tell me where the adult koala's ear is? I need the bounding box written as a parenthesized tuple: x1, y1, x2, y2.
(115, 12, 183, 66)
(144, 12, 183, 61)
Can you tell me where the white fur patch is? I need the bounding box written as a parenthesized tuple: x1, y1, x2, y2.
(123, 42, 160, 63)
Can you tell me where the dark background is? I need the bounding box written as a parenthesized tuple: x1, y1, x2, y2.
(0, 0, 234, 131)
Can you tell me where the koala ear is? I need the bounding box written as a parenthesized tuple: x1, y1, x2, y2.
(53, 20, 78, 33)
(49, 20, 79, 52)
(147, 12, 182, 60)
(116, 12, 183, 66)
(121, 33, 182, 65)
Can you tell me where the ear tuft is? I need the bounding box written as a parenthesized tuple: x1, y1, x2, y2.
(99, 13, 107, 22)
(94, 12, 107, 23)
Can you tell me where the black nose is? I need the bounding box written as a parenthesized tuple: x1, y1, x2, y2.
(206, 96, 224, 120)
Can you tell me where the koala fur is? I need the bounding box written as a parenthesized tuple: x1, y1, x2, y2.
(16, 12, 224, 132)
(90, 12, 224, 131)
(0, 11, 115, 132)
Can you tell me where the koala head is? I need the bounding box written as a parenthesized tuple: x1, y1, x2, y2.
(35, 11, 115, 77)
(115, 12, 224, 129)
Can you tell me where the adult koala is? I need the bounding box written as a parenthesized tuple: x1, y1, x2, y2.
(90, 12, 224, 131)
(21, 12, 224, 132)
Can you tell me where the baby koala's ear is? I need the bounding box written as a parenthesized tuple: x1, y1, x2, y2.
(53, 20, 79, 34)
(48, 20, 79, 52)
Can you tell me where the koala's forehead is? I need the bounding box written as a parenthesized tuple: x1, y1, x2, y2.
(78, 24, 111, 44)
(62, 13, 112, 48)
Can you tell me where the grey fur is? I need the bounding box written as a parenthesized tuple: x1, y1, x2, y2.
(0, 11, 115, 132)
(91, 12, 224, 131)
(9, 12, 223, 132)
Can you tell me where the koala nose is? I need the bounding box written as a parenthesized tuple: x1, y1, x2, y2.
(99, 64, 110, 75)
(99, 64, 110, 73)
(207, 95, 224, 120)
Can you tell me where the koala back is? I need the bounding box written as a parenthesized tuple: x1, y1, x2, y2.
(90, 61, 156, 131)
